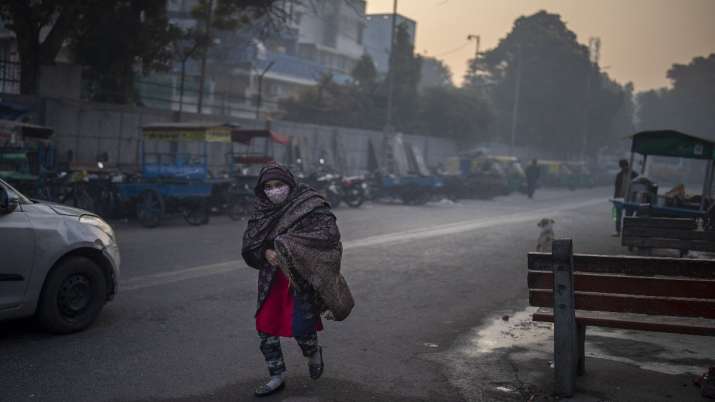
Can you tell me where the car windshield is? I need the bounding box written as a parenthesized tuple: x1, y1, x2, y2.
(0, 178, 32, 204)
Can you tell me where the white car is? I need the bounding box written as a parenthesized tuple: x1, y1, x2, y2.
(0, 178, 120, 333)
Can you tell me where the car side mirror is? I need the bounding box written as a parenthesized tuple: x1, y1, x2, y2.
(0, 187, 19, 215)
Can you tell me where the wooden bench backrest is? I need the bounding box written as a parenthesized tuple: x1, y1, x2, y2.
(528, 252, 715, 319)
(620, 217, 715, 251)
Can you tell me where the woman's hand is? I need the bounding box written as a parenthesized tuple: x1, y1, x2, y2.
(264, 249, 280, 266)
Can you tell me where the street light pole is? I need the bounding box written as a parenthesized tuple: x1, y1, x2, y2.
(178, 57, 187, 122)
(197, 0, 214, 114)
(467, 34, 480, 58)
(509, 44, 523, 154)
(384, 0, 398, 133)
(255, 61, 275, 121)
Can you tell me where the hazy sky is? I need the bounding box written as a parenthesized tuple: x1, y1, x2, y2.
(366, 0, 715, 91)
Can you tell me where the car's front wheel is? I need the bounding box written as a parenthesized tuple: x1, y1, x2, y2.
(36, 257, 108, 334)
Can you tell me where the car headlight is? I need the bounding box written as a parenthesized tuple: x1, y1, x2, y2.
(79, 215, 115, 241)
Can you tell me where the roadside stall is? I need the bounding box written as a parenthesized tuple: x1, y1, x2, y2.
(611, 130, 714, 220)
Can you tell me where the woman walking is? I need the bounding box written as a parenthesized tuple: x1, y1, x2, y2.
(242, 163, 354, 397)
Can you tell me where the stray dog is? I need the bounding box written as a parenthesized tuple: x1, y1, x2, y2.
(536, 218, 555, 252)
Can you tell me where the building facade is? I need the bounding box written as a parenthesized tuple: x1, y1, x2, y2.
(363, 13, 416, 75)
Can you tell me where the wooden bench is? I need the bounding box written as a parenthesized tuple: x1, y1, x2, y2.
(621, 216, 715, 257)
(528, 239, 715, 397)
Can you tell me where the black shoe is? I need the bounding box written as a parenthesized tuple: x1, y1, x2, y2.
(254, 380, 285, 397)
(309, 346, 324, 380)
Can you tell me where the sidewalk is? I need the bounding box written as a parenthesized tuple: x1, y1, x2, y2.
(432, 308, 715, 401)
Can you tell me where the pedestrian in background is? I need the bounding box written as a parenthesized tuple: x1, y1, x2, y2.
(525, 159, 541, 199)
(242, 163, 354, 397)
(612, 159, 638, 236)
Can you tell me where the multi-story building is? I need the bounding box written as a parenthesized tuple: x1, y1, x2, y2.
(289, 0, 367, 75)
(363, 13, 416, 75)
(0, 20, 20, 94)
(247, 0, 367, 117)
(143, 0, 371, 118)
(146, 1, 423, 120)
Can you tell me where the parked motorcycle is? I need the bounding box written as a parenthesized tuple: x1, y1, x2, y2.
(305, 170, 342, 207)
(301, 161, 366, 208)
(339, 175, 367, 208)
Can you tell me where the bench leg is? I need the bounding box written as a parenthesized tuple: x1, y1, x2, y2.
(577, 324, 586, 376)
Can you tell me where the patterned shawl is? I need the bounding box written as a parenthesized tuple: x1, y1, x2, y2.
(241, 164, 354, 321)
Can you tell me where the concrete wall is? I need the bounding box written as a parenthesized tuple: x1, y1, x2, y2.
(40, 97, 457, 176)
(39, 64, 82, 100)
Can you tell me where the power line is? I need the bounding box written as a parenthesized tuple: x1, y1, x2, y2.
(431, 41, 470, 57)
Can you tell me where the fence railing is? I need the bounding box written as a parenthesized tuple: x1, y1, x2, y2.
(0, 59, 21, 94)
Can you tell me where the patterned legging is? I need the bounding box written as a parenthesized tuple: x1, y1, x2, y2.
(258, 331, 319, 376)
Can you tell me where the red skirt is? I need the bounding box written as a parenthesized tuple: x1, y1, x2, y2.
(255, 270, 323, 337)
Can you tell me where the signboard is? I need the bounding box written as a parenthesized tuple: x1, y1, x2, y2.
(631, 130, 715, 160)
(142, 125, 231, 143)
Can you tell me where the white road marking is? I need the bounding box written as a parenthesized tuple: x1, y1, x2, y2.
(341, 198, 603, 249)
(121, 197, 606, 291)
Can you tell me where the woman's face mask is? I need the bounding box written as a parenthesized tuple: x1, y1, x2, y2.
(264, 184, 290, 204)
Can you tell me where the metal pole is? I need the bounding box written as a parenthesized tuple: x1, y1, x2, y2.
(256, 76, 263, 120)
(624, 150, 635, 203)
(709, 162, 715, 199)
(255, 61, 275, 121)
(467, 34, 480, 58)
(384, 0, 398, 132)
(700, 160, 713, 211)
(509, 44, 523, 154)
(197, 0, 214, 114)
(178, 58, 186, 121)
(579, 68, 592, 162)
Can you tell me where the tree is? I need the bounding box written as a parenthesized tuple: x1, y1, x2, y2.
(418, 86, 491, 144)
(351, 54, 378, 91)
(465, 11, 630, 159)
(388, 22, 421, 132)
(636, 88, 672, 131)
(418, 56, 452, 91)
(0, 0, 285, 99)
(636, 54, 715, 138)
(0, 0, 89, 94)
(72, 0, 178, 103)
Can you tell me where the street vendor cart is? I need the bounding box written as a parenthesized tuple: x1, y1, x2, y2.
(0, 120, 55, 196)
(611, 130, 715, 221)
(218, 127, 290, 220)
(116, 122, 231, 228)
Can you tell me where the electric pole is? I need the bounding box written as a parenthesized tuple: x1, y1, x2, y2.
(509, 44, 523, 155)
(580, 37, 601, 161)
(197, 0, 214, 114)
(384, 0, 398, 133)
(467, 34, 480, 58)
(255, 61, 275, 120)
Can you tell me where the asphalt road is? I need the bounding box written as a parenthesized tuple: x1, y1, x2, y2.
(1, 187, 630, 402)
